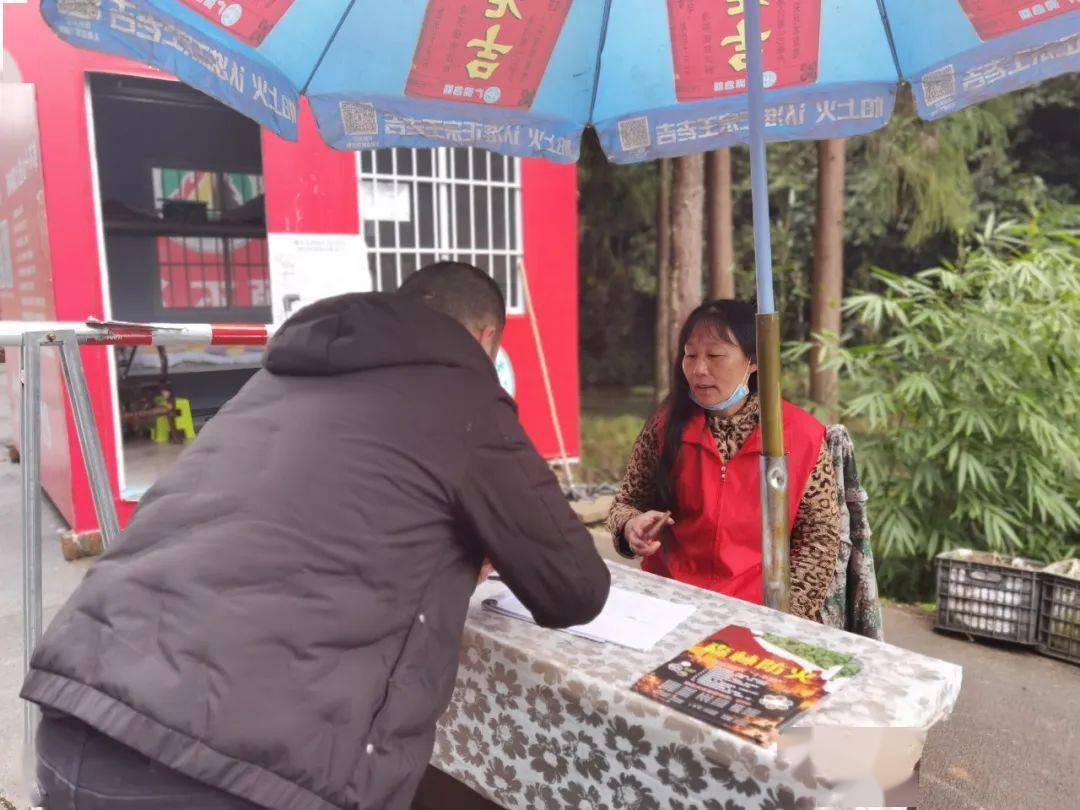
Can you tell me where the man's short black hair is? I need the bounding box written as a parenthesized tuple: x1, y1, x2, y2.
(398, 261, 507, 337)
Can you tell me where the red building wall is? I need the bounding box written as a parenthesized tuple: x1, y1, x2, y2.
(5, 3, 580, 533)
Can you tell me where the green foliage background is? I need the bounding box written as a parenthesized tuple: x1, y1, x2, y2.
(579, 77, 1079, 386)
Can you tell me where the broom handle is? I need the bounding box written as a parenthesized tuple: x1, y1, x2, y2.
(518, 260, 575, 490)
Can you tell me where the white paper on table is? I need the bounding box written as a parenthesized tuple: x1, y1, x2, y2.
(483, 584, 696, 652)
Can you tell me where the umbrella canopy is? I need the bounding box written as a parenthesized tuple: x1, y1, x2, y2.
(40, 1, 1079, 163)
(885, 0, 1079, 121)
(593, 0, 898, 162)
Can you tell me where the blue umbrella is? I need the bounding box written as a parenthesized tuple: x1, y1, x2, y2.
(39, 0, 1080, 609)
(39, 2, 1079, 159)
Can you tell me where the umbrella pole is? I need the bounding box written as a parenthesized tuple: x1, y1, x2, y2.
(744, 0, 790, 613)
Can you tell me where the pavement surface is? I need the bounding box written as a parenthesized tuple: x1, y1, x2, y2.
(0, 367, 94, 807)
(886, 601, 1079, 810)
(0, 366, 1076, 808)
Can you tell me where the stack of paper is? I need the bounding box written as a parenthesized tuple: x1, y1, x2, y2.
(483, 585, 696, 652)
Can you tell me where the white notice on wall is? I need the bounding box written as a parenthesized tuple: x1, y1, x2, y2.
(268, 232, 371, 325)
(359, 180, 412, 222)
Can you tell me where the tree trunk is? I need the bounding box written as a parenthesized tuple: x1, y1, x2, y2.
(670, 154, 706, 363)
(706, 148, 736, 300)
(655, 159, 673, 405)
(810, 138, 846, 421)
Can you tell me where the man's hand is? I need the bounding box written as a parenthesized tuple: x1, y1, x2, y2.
(478, 559, 495, 584)
(624, 510, 674, 558)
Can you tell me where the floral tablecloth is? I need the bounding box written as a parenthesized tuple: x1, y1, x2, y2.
(431, 563, 962, 809)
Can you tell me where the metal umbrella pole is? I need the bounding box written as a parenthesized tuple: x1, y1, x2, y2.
(745, 0, 790, 614)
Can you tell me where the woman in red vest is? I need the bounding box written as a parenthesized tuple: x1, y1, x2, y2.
(607, 300, 840, 621)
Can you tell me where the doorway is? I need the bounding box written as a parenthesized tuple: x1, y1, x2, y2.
(87, 73, 269, 498)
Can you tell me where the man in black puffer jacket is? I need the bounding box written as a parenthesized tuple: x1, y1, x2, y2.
(22, 262, 610, 810)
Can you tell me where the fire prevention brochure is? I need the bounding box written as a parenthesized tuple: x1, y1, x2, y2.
(633, 624, 862, 747)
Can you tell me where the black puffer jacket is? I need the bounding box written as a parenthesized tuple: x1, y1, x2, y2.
(22, 293, 611, 810)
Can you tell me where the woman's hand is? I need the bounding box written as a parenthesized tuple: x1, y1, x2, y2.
(624, 510, 674, 558)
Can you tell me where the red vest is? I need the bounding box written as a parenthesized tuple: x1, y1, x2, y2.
(643, 401, 825, 605)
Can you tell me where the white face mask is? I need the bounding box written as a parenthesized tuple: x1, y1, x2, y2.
(689, 362, 752, 412)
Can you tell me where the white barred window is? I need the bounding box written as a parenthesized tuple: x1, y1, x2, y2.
(357, 147, 524, 313)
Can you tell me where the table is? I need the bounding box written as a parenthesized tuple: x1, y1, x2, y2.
(431, 563, 962, 809)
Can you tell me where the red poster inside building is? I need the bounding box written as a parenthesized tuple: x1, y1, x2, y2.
(406, 0, 573, 109)
(178, 0, 298, 47)
(667, 0, 822, 102)
(959, 0, 1074, 41)
(150, 168, 271, 310)
(0, 84, 74, 522)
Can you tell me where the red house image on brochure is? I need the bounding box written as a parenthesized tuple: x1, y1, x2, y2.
(3, 3, 582, 539)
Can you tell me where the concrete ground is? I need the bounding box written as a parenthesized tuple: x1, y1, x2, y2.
(0, 368, 94, 806)
(0, 365, 1077, 808)
(0, 373, 93, 807)
(886, 602, 1079, 810)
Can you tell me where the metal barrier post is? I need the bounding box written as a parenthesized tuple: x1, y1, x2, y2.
(20, 333, 45, 753)
(56, 332, 121, 548)
(6, 318, 270, 768)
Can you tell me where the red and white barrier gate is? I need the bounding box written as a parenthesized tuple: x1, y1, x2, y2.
(2, 319, 271, 759)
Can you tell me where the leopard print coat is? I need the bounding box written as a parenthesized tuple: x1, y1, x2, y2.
(607, 395, 841, 621)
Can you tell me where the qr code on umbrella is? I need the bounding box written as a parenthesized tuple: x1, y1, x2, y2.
(618, 117, 652, 152)
(58, 0, 102, 19)
(340, 102, 378, 136)
(922, 65, 956, 107)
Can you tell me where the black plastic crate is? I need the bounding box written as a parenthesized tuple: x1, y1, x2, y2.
(1037, 573, 1080, 666)
(935, 551, 1041, 645)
